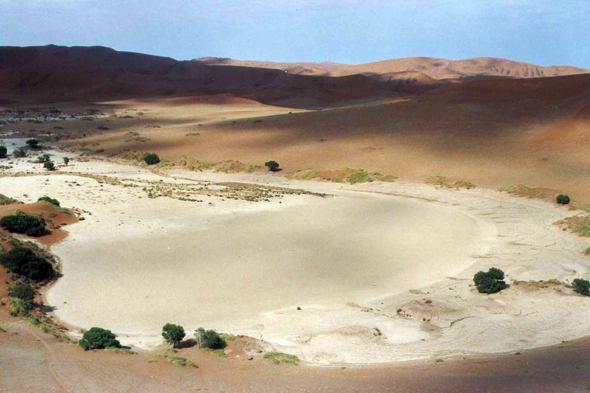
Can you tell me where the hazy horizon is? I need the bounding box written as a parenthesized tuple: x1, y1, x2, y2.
(2, 0, 589, 68)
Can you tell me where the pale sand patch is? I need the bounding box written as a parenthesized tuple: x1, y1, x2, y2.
(2, 159, 590, 365)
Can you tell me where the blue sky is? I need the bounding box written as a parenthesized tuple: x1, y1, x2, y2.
(2, 0, 589, 67)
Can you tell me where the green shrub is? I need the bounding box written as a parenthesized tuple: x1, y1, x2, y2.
(0, 247, 54, 281)
(0, 146, 6, 159)
(265, 160, 280, 172)
(63, 157, 70, 165)
(78, 327, 121, 350)
(26, 139, 40, 149)
(142, 153, 160, 165)
(44, 161, 55, 171)
(8, 282, 35, 301)
(0, 211, 46, 236)
(162, 323, 185, 348)
(473, 267, 507, 294)
(556, 194, 570, 205)
(573, 278, 590, 296)
(38, 196, 60, 207)
(195, 327, 222, 349)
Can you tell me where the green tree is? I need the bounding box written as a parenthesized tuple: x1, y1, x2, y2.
(162, 323, 185, 348)
(142, 153, 160, 165)
(195, 327, 222, 349)
(44, 161, 55, 171)
(78, 327, 121, 350)
(8, 282, 36, 301)
(573, 278, 590, 296)
(0, 247, 54, 281)
(473, 268, 507, 294)
(63, 157, 70, 166)
(265, 160, 280, 172)
(26, 139, 40, 149)
(0, 146, 7, 159)
(556, 194, 570, 205)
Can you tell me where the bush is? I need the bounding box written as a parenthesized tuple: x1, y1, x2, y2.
(265, 160, 280, 172)
(556, 194, 570, 205)
(26, 139, 40, 149)
(0, 247, 54, 281)
(78, 327, 121, 350)
(8, 283, 36, 301)
(14, 147, 27, 158)
(473, 268, 507, 294)
(38, 196, 60, 207)
(573, 278, 590, 296)
(0, 146, 6, 159)
(162, 323, 185, 348)
(63, 157, 70, 166)
(44, 161, 55, 171)
(195, 327, 222, 349)
(142, 153, 160, 165)
(0, 211, 46, 236)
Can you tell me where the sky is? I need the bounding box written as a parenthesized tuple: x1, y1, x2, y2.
(1, 0, 589, 67)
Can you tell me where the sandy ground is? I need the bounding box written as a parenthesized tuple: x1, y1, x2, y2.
(2, 154, 590, 366)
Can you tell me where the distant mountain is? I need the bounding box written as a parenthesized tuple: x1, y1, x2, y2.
(192, 57, 347, 75)
(194, 56, 589, 81)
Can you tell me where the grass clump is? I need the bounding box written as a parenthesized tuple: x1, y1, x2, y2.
(347, 171, 373, 185)
(294, 170, 318, 180)
(373, 173, 398, 182)
(500, 184, 545, 199)
(0, 194, 19, 205)
(38, 196, 60, 207)
(584, 246, 590, 256)
(202, 348, 226, 357)
(330, 176, 341, 183)
(263, 352, 299, 365)
(574, 221, 590, 237)
(3, 297, 33, 316)
(158, 354, 198, 368)
(453, 180, 475, 189)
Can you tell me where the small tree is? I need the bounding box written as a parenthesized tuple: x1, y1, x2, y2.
(0, 146, 7, 159)
(162, 323, 185, 348)
(265, 160, 280, 172)
(8, 282, 36, 301)
(473, 267, 507, 294)
(195, 327, 222, 349)
(556, 194, 570, 205)
(63, 157, 70, 166)
(78, 327, 121, 350)
(26, 139, 40, 149)
(142, 153, 160, 165)
(573, 278, 590, 296)
(44, 161, 55, 171)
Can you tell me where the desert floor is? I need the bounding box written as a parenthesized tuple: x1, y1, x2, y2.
(1, 92, 590, 391)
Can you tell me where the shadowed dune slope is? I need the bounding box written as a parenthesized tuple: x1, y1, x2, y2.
(0, 46, 433, 107)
